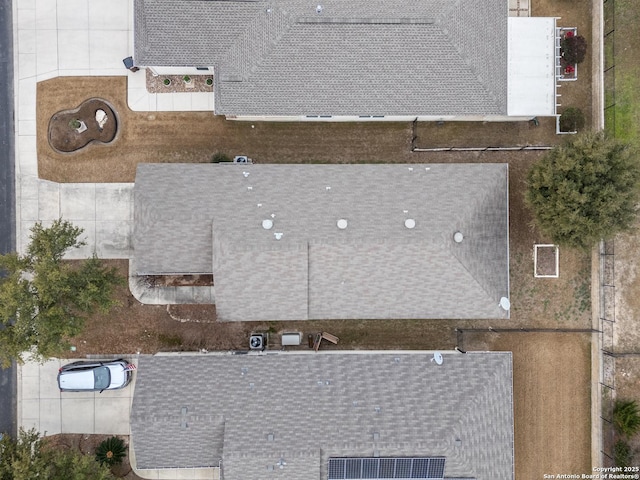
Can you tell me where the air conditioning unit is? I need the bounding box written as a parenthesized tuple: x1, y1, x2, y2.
(249, 334, 266, 351)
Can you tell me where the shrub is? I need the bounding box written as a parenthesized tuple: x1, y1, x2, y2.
(211, 152, 232, 163)
(614, 400, 640, 437)
(526, 133, 640, 249)
(163, 78, 171, 86)
(183, 75, 191, 82)
(69, 119, 81, 129)
(561, 35, 588, 64)
(206, 78, 213, 86)
(95, 436, 127, 466)
(614, 440, 633, 467)
(559, 107, 586, 132)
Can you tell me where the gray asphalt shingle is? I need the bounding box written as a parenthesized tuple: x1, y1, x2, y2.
(133, 0, 508, 116)
(130, 352, 514, 480)
(133, 163, 509, 321)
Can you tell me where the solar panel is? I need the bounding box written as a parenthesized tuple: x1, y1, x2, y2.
(328, 457, 445, 480)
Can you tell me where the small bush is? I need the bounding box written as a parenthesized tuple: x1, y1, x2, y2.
(183, 75, 191, 82)
(211, 152, 232, 163)
(614, 400, 640, 437)
(206, 78, 213, 86)
(561, 35, 588, 64)
(163, 78, 171, 86)
(95, 436, 127, 466)
(614, 440, 633, 467)
(559, 108, 586, 132)
(69, 119, 81, 129)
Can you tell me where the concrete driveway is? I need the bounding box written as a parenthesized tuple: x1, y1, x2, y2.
(18, 356, 137, 435)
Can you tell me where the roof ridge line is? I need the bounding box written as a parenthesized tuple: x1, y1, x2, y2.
(446, 244, 499, 311)
(220, 5, 296, 81)
(435, 0, 504, 111)
(296, 16, 435, 25)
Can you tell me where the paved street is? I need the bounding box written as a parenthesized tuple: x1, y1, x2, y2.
(0, 0, 16, 438)
(0, 0, 14, 254)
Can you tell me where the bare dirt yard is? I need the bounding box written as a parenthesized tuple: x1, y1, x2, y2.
(461, 331, 592, 479)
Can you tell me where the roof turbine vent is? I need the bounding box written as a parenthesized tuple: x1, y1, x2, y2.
(453, 231, 464, 243)
(405, 218, 416, 229)
(337, 219, 348, 230)
(262, 219, 273, 230)
(316, 4, 323, 13)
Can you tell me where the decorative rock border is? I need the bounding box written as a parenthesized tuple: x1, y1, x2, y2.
(145, 69, 214, 94)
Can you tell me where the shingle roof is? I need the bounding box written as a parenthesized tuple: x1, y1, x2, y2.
(133, 0, 508, 116)
(133, 163, 510, 321)
(130, 351, 514, 480)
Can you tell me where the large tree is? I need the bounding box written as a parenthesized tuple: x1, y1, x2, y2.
(0, 219, 123, 366)
(0, 428, 115, 480)
(526, 132, 640, 249)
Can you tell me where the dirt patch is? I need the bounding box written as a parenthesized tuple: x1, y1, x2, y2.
(612, 226, 640, 352)
(144, 274, 213, 287)
(48, 98, 117, 153)
(461, 331, 592, 479)
(414, 118, 561, 149)
(36, 76, 418, 183)
(45, 433, 140, 479)
(63, 261, 255, 356)
(535, 245, 559, 277)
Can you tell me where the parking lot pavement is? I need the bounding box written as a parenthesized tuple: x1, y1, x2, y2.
(17, 356, 137, 436)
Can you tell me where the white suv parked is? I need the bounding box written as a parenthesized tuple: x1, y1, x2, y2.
(57, 359, 134, 392)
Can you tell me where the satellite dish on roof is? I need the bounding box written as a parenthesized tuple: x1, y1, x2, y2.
(499, 297, 511, 311)
(432, 351, 443, 365)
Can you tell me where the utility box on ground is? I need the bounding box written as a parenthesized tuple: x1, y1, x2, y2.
(281, 332, 302, 346)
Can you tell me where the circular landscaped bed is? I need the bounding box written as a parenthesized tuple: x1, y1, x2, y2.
(48, 98, 118, 153)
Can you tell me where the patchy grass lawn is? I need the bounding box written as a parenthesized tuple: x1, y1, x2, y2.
(604, 0, 640, 141)
(36, 77, 415, 183)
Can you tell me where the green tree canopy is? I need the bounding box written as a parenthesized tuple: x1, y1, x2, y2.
(526, 132, 640, 249)
(0, 428, 115, 480)
(0, 219, 123, 366)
